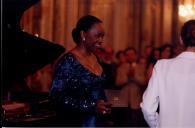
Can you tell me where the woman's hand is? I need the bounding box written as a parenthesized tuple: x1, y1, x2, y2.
(96, 100, 112, 115)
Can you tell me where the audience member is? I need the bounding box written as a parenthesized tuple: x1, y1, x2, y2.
(144, 45, 153, 60)
(134, 56, 147, 87)
(146, 47, 160, 82)
(127, 56, 148, 127)
(97, 46, 117, 89)
(115, 50, 126, 66)
(125, 47, 138, 78)
(159, 43, 173, 59)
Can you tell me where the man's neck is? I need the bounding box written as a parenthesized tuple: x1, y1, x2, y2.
(186, 47, 195, 52)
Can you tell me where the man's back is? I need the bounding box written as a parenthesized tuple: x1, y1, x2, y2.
(141, 52, 195, 127)
(158, 52, 195, 127)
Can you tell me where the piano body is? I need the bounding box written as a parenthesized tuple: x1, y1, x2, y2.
(2, 0, 65, 98)
(2, 0, 65, 126)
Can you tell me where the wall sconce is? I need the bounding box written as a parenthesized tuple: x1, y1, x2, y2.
(179, 1, 195, 20)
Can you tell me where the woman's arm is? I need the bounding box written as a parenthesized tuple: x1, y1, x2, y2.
(49, 56, 96, 114)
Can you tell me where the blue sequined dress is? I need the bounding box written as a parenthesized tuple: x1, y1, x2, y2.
(49, 52, 106, 127)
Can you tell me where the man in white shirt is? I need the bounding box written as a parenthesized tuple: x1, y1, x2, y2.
(140, 20, 195, 127)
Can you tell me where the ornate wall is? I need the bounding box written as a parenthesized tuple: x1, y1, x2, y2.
(21, 0, 187, 53)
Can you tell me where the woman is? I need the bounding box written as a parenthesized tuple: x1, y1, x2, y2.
(49, 15, 111, 127)
(146, 47, 160, 82)
(141, 20, 195, 127)
(159, 43, 173, 59)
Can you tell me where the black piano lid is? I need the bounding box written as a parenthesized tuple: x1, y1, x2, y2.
(2, 0, 65, 88)
(3, 0, 40, 29)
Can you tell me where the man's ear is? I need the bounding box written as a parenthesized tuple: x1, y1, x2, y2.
(80, 31, 86, 41)
(179, 36, 184, 46)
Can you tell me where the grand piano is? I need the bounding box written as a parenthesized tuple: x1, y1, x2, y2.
(2, 0, 65, 97)
(2, 0, 65, 126)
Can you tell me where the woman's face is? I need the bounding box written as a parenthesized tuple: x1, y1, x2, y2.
(119, 53, 126, 63)
(154, 49, 160, 60)
(161, 47, 171, 59)
(126, 49, 137, 63)
(84, 23, 105, 52)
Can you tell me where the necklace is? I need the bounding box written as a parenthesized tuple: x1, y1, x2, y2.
(71, 50, 103, 76)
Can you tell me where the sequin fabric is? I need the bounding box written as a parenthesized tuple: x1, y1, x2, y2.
(49, 52, 106, 114)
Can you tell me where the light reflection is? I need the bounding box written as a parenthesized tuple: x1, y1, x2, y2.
(179, 3, 195, 20)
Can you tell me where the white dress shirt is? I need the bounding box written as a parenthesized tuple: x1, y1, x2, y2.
(140, 51, 195, 128)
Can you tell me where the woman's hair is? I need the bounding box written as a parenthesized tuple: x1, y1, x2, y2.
(72, 15, 102, 44)
(181, 20, 195, 47)
(159, 44, 174, 58)
(147, 47, 160, 67)
(116, 50, 125, 59)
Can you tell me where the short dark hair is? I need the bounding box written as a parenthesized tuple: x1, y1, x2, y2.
(124, 47, 137, 54)
(116, 50, 125, 59)
(159, 43, 174, 58)
(72, 15, 102, 44)
(181, 20, 195, 47)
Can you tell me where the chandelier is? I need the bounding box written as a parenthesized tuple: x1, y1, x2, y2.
(179, 0, 195, 20)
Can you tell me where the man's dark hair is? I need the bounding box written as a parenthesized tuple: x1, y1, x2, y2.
(181, 20, 195, 47)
